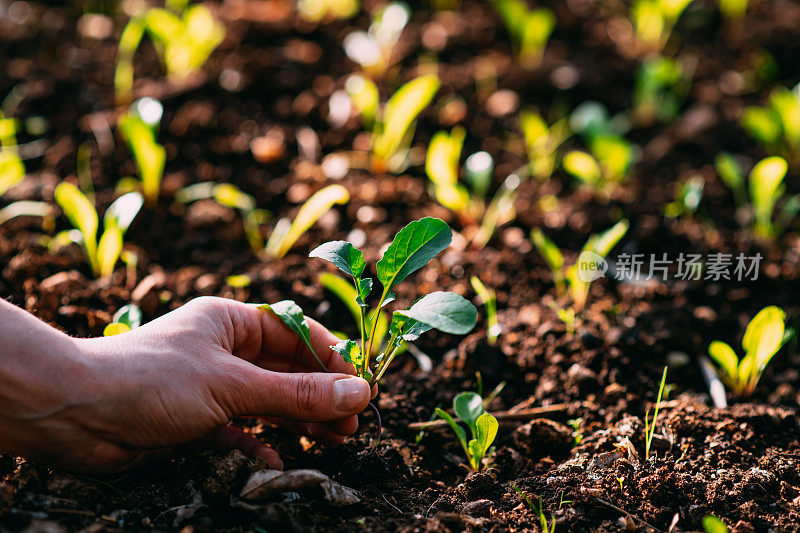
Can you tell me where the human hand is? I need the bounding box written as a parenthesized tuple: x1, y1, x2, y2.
(0, 297, 373, 474)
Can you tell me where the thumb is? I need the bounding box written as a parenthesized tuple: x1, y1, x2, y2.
(229, 369, 372, 422)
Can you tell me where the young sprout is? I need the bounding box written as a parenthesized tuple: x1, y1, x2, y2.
(520, 109, 570, 181)
(531, 220, 629, 309)
(435, 391, 499, 470)
(703, 516, 729, 533)
(493, 0, 555, 69)
(358, 74, 440, 174)
(54, 184, 143, 278)
(118, 99, 166, 205)
(298, 0, 358, 22)
(115, 3, 225, 104)
(226, 274, 251, 301)
(740, 83, 800, 163)
(633, 55, 692, 126)
(104, 304, 143, 336)
(343, 2, 409, 78)
(715, 155, 798, 240)
(302, 218, 476, 384)
(631, 0, 694, 53)
(708, 306, 791, 397)
(470, 276, 500, 344)
(644, 367, 667, 460)
(664, 175, 704, 219)
(177, 182, 269, 252)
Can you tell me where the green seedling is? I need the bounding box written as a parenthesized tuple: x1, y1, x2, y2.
(633, 55, 692, 125)
(0, 113, 53, 227)
(631, 0, 694, 53)
(177, 182, 269, 252)
(304, 217, 477, 384)
(104, 304, 143, 336)
(664, 175, 704, 218)
(226, 274, 251, 301)
(567, 418, 583, 446)
(740, 83, 800, 163)
(708, 306, 792, 397)
(493, 0, 555, 69)
(343, 2, 409, 78)
(562, 135, 633, 192)
(425, 127, 530, 247)
(298, 0, 358, 22)
(348, 74, 440, 173)
(714, 154, 798, 240)
(644, 367, 667, 460)
(470, 276, 500, 344)
(118, 99, 166, 206)
(54, 183, 143, 278)
(718, 0, 748, 20)
(511, 484, 556, 532)
(703, 515, 729, 533)
(435, 391, 499, 470)
(115, 2, 225, 104)
(531, 220, 629, 309)
(520, 109, 570, 181)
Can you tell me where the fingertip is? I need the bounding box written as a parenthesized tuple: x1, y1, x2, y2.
(255, 446, 284, 470)
(333, 376, 371, 414)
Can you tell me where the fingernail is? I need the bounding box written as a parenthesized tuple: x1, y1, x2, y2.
(333, 377, 369, 411)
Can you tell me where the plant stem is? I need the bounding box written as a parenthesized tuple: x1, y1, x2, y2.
(645, 367, 668, 460)
(365, 287, 389, 371)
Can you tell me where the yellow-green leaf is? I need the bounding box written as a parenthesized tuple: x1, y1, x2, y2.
(55, 182, 99, 272)
(97, 225, 123, 278)
(742, 305, 786, 371)
(563, 151, 601, 185)
(103, 322, 132, 336)
(708, 340, 739, 381)
(373, 75, 440, 163)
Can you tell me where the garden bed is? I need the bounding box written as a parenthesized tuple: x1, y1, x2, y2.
(1, 0, 800, 530)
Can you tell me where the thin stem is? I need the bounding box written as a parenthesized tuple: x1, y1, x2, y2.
(365, 287, 389, 371)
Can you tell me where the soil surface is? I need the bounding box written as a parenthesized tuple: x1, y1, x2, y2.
(2, 0, 800, 531)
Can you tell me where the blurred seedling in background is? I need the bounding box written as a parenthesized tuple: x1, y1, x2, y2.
(631, 0, 694, 54)
(531, 220, 629, 310)
(298, 0, 358, 22)
(346, 74, 440, 173)
(115, 1, 225, 104)
(434, 391, 499, 470)
(277, 218, 477, 384)
(118, 98, 166, 206)
(0, 112, 53, 227)
(470, 276, 501, 344)
(343, 2, 410, 79)
(226, 274, 252, 301)
(714, 154, 799, 241)
(708, 306, 793, 397)
(178, 182, 349, 259)
(664, 175, 704, 219)
(740, 83, 800, 164)
(54, 183, 143, 279)
(564, 102, 635, 194)
(703, 515, 729, 533)
(633, 55, 693, 126)
(493, 0, 555, 69)
(520, 109, 570, 181)
(103, 304, 143, 336)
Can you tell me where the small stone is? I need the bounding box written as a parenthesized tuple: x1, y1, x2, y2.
(461, 499, 492, 517)
(486, 90, 519, 117)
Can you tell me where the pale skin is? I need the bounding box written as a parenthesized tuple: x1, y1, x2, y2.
(0, 296, 375, 474)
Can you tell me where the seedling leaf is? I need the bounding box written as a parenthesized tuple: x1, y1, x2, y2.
(742, 305, 785, 371)
(475, 412, 498, 457)
(434, 407, 468, 451)
(396, 291, 477, 335)
(377, 217, 451, 290)
(331, 339, 364, 368)
(453, 391, 485, 437)
(708, 341, 738, 381)
(310, 241, 366, 279)
(259, 301, 328, 371)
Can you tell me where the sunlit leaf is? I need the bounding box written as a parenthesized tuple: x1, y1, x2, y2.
(103, 322, 132, 336)
(562, 151, 601, 185)
(310, 240, 366, 279)
(377, 217, 451, 290)
(396, 291, 477, 335)
(259, 300, 327, 371)
(373, 75, 440, 163)
(453, 391, 485, 437)
(742, 305, 786, 371)
(708, 340, 739, 381)
(0, 151, 25, 197)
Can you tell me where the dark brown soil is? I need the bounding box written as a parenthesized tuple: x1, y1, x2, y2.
(2, 0, 800, 531)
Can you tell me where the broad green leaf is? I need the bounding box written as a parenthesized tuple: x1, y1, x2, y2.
(310, 241, 366, 279)
(331, 339, 364, 368)
(377, 217, 451, 290)
(103, 322, 132, 336)
(531, 228, 563, 273)
(702, 515, 729, 533)
(435, 407, 468, 452)
(0, 151, 25, 197)
(742, 305, 786, 371)
(586, 219, 629, 258)
(563, 151, 601, 185)
(113, 303, 142, 329)
(104, 192, 143, 235)
(373, 75, 440, 162)
(259, 300, 328, 371)
(396, 291, 477, 335)
(401, 317, 433, 341)
(97, 225, 123, 278)
(453, 391, 485, 437)
(708, 340, 739, 381)
(266, 184, 350, 258)
(476, 412, 499, 456)
(749, 156, 787, 229)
